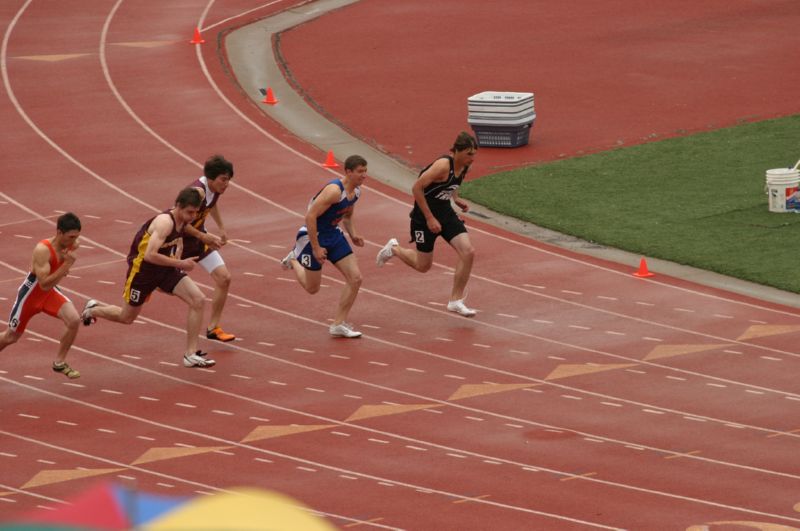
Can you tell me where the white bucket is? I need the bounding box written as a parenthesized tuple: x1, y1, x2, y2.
(765, 168, 800, 212)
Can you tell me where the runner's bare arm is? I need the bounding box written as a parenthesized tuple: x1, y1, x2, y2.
(32, 243, 73, 291)
(305, 184, 340, 262)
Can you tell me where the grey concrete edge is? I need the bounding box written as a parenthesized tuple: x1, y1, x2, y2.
(224, 0, 800, 310)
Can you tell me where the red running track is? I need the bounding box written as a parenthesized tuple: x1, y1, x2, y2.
(1, 1, 800, 529)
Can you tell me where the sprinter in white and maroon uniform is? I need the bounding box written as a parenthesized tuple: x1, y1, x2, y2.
(375, 131, 479, 317)
(0, 212, 83, 378)
(81, 188, 216, 368)
(281, 154, 368, 338)
(181, 155, 236, 343)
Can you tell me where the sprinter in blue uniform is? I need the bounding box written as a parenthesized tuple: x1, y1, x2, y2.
(281, 155, 368, 338)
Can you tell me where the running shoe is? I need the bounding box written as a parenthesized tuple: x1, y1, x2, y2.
(184, 351, 216, 368)
(375, 238, 398, 267)
(206, 327, 235, 342)
(280, 249, 295, 270)
(81, 299, 99, 326)
(52, 361, 80, 379)
(329, 322, 362, 338)
(446, 298, 477, 317)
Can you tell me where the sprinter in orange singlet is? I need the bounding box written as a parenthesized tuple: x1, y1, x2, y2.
(0, 212, 83, 378)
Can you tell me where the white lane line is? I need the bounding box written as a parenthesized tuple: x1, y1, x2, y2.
(597, 296, 617, 301)
(398, 330, 416, 335)
(305, 387, 325, 393)
(405, 367, 426, 373)
(232, 374, 252, 379)
(497, 313, 518, 318)
(568, 325, 590, 330)
(57, 420, 77, 426)
(175, 403, 197, 409)
(405, 445, 427, 451)
(642, 336, 663, 342)
(434, 337, 453, 342)
(444, 374, 466, 380)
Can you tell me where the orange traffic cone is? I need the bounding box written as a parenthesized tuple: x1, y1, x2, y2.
(322, 150, 339, 168)
(262, 87, 278, 105)
(189, 27, 205, 44)
(633, 257, 655, 278)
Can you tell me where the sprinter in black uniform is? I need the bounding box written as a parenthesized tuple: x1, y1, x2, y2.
(376, 131, 479, 316)
(80, 188, 215, 368)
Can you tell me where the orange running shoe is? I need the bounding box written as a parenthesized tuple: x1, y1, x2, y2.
(207, 327, 235, 342)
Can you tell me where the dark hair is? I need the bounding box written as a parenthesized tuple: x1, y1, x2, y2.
(203, 155, 234, 180)
(56, 212, 81, 233)
(175, 187, 202, 208)
(344, 154, 368, 171)
(452, 131, 478, 153)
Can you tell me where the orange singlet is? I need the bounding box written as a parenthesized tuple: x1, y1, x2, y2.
(6, 239, 71, 334)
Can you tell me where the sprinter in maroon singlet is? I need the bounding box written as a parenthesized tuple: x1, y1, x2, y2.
(81, 188, 215, 368)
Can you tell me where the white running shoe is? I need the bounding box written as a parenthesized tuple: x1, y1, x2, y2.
(329, 322, 362, 338)
(280, 249, 295, 270)
(81, 299, 99, 326)
(183, 351, 216, 367)
(376, 238, 398, 267)
(447, 298, 477, 317)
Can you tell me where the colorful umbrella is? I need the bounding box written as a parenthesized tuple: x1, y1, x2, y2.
(2, 482, 336, 531)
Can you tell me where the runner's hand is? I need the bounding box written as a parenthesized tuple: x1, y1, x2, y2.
(179, 257, 199, 271)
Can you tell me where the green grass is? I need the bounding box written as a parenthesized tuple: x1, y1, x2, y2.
(461, 115, 800, 292)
